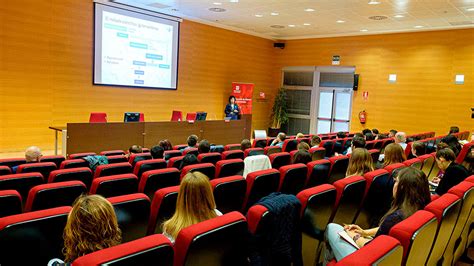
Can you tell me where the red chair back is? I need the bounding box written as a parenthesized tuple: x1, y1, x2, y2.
(89, 112, 107, 123)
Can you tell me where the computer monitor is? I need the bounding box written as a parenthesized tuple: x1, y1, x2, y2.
(124, 112, 140, 122)
(196, 112, 207, 121)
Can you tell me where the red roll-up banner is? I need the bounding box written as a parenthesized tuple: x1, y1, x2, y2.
(231, 82, 254, 115)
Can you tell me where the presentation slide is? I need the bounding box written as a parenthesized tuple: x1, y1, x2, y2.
(94, 3, 179, 89)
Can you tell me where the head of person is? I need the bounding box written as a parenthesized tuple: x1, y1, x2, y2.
(435, 148, 456, 171)
(297, 142, 310, 152)
(346, 148, 374, 177)
(411, 141, 426, 157)
(364, 132, 375, 141)
(389, 129, 398, 138)
(449, 126, 460, 135)
(362, 129, 372, 136)
(187, 134, 198, 147)
(198, 140, 210, 154)
(381, 167, 431, 224)
(162, 171, 217, 240)
(377, 134, 388, 140)
(128, 145, 142, 154)
(180, 154, 198, 169)
(277, 132, 287, 142)
(337, 132, 346, 139)
(293, 150, 312, 165)
(351, 136, 366, 150)
(63, 195, 121, 262)
(462, 146, 474, 173)
(311, 135, 321, 147)
(440, 135, 461, 156)
(240, 139, 251, 151)
(296, 133, 305, 139)
(159, 139, 173, 151)
(395, 132, 407, 144)
(150, 145, 164, 159)
(383, 143, 407, 167)
(354, 133, 364, 138)
(25, 146, 42, 163)
(372, 128, 379, 135)
(228, 96, 236, 105)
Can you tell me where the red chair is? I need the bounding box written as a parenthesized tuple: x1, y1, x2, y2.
(297, 185, 337, 266)
(328, 155, 349, 184)
(215, 159, 244, 178)
(171, 110, 183, 121)
(389, 210, 437, 266)
(224, 144, 242, 151)
(0, 190, 22, 218)
(164, 150, 182, 160)
(365, 140, 376, 150)
(244, 148, 264, 157)
(48, 167, 93, 188)
(384, 163, 406, 179)
(108, 193, 150, 242)
(309, 147, 326, 161)
(128, 153, 152, 166)
(252, 138, 267, 148)
(197, 152, 222, 165)
(173, 212, 248, 266)
(456, 141, 473, 164)
(182, 147, 198, 156)
(94, 162, 133, 178)
(367, 149, 380, 167)
(147, 186, 180, 234)
(90, 174, 138, 198)
(418, 154, 435, 177)
(0, 166, 12, 176)
(24, 181, 87, 212)
(221, 150, 244, 160)
(99, 150, 125, 156)
(404, 142, 413, 158)
(264, 146, 282, 155)
(68, 152, 96, 159)
(72, 234, 173, 266)
(89, 112, 107, 123)
(327, 235, 403, 265)
(173, 144, 188, 150)
(106, 155, 128, 164)
(142, 148, 150, 153)
(60, 159, 89, 169)
(306, 159, 331, 187)
(17, 162, 57, 180)
(138, 168, 180, 199)
(278, 163, 308, 195)
(185, 112, 197, 121)
(268, 152, 291, 170)
(40, 155, 65, 168)
(210, 176, 247, 214)
(167, 155, 184, 168)
(403, 158, 422, 169)
(133, 159, 167, 179)
(331, 176, 366, 225)
(0, 206, 71, 265)
(0, 158, 26, 169)
(139, 112, 145, 122)
(180, 163, 215, 180)
(282, 139, 298, 152)
(242, 169, 280, 212)
(0, 173, 44, 201)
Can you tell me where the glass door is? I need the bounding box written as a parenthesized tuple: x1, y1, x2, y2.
(316, 88, 352, 133)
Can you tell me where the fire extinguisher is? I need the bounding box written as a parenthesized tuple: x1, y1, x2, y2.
(359, 110, 367, 124)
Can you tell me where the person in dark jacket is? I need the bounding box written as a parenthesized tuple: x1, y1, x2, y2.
(432, 148, 470, 195)
(224, 95, 240, 120)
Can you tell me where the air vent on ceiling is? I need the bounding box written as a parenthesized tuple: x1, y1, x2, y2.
(368, 15, 388, 20)
(270, 25, 285, 29)
(147, 3, 171, 9)
(448, 21, 473, 26)
(209, 7, 226, 12)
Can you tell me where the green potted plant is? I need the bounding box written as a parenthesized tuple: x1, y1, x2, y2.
(269, 87, 289, 137)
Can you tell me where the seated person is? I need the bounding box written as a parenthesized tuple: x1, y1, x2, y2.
(180, 154, 198, 170)
(184, 135, 198, 150)
(12, 146, 42, 173)
(293, 150, 312, 164)
(362, 129, 372, 136)
(432, 148, 470, 195)
(449, 126, 460, 135)
(296, 133, 305, 139)
(49, 195, 121, 265)
(378, 143, 406, 168)
(150, 145, 164, 160)
(336, 131, 347, 139)
(440, 135, 462, 157)
(271, 132, 286, 148)
(159, 139, 173, 151)
(372, 128, 379, 139)
(127, 145, 142, 158)
(388, 129, 397, 138)
(364, 132, 375, 141)
(344, 136, 366, 155)
(311, 135, 322, 148)
(409, 141, 426, 159)
(198, 139, 210, 154)
(345, 148, 373, 178)
(394, 132, 407, 150)
(241, 139, 251, 151)
(324, 167, 430, 263)
(162, 171, 222, 243)
(297, 142, 310, 152)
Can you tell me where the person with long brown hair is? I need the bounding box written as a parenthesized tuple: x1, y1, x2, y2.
(380, 143, 406, 168)
(324, 167, 430, 262)
(162, 171, 222, 243)
(345, 148, 374, 178)
(48, 195, 121, 265)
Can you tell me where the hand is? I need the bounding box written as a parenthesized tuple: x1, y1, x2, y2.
(234, 110, 239, 113)
(344, 224, 368, 237)
(431, 177, 440, 184)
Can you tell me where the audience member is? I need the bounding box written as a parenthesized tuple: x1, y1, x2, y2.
(345, 136, 366, 155)
(377, 134, 388, 140)
(324, 167, 430, 262)
(364, 132, 375, 141)
(198, 139, 210, 154)
(159, 139, 173, 151)
(184, 135, 198, 150)
(388, 129, 397, 138)
(461, 145, 473, 174)
(241, 139, 251, 151)
(180, 154, 198, 169)
(440, 135, 462, 156)
(296, 133, 305, 139)
(150, 145, 164, 159)
(12, 146, 42, 173)
(297, 142, 310, 152)
(394, 132, 407, 150)
(449, 126, 460, 135)
(293, 150, 312, 165)
(128, 145, 142, 155)
(362, 129, 372, 135)
(432, 148, 469, 195)
(372, 128, 379, 136)
(49, 195, 121, 264)
(345, 148, 374, 178)
(311, 135, 322, 148)
(410, 141, 426, 158)
(380, 143, 406, 168)
(271, 132, 286, 148)
(336, 132, 347, 139)
(162, 172, 222, 243)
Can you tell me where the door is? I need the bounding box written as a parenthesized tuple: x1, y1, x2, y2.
(316, 88, 353, 134)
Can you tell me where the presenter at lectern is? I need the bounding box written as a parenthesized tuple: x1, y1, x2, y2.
(225, 96, 240, 120)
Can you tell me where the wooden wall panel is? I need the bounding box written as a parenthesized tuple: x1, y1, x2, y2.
(274, 29, 474, 136)
(0, 0, 276, 152)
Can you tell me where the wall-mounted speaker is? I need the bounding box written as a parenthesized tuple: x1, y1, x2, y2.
(353, 74, 359, 91)
(274, 42, 285, 49)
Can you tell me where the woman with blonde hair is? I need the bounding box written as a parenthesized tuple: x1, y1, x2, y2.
(49, 195, 121, 265)
(162, 171, 222, 243)
(382, 143, 406, 168)
(346, 148, 374, 177)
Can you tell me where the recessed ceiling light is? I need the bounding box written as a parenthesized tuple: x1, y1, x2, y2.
(336, 20, 346, 23)
(271, 12, 279, 16)
(255, 14, 263, 17)
(304, 8, 315, 12)
(360, 29, 368, 32)
(229, 0, 239, 2)
(213, 2, 222, 5)
(288, 24, 296, 27)
(303, 23, 311, 26)
(368, 0, 381, 4)
(394, 14, 404, 18)
(467, 7, 474, 11)
(414, 25, 424, 28)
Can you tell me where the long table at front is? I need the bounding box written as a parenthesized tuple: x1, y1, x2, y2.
(61, 116, 251, 155)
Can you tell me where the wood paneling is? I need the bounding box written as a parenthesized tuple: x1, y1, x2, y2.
(0, 0, 276, 152)
(274, 29, 474, 136)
